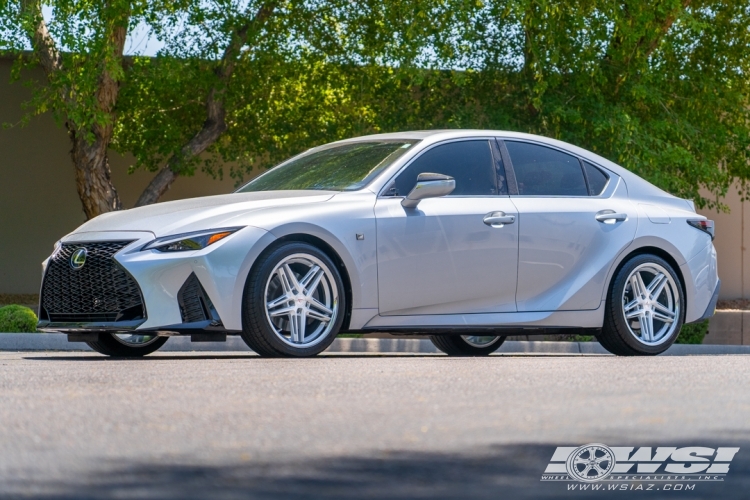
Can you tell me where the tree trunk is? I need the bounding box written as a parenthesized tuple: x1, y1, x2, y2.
(69, 127, 122, 218)
(22, 0, 127, 219)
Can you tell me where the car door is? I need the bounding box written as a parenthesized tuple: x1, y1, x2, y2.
(502, 139, 637, 311)
(375, 139, 519, 316)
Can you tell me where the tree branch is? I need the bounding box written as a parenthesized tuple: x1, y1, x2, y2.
(602, 0, 691, 95)
(135, 1, 278, 207)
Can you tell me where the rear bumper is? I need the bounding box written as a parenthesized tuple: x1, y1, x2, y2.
(693, 279, 720, 323)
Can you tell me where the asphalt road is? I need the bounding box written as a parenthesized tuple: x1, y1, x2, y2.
(1, 351, 749, 499)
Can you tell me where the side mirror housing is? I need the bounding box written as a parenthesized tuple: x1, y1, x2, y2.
(401, 173, 456, 208)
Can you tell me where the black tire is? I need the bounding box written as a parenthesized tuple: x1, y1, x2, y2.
(599, 254, 684, 356)
(86, 334, 168, 357)
(429, 334, 506, 356)
(241, 242, 346, 357)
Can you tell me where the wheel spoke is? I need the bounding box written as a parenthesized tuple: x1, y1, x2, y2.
(635, 272, 647, 298)
(298, 265, 320, 293)
(648, 273, 667, 299)
(625, 308, 641, 319)
(624, 298, 640, 313)
(640, 312, 654, 342)
(268, 305, 295, 318)
(294, 308, 307, 343)
(653, 301, 675, 318)
(306, 307, 332, 323)
(652, 302, 676, 323)
(277, 266, 293, 294)
(266, 294, 290, 310)
(308, 297, 333, 316)
(283, 264, 301, 293)
(304, 269, 326, 297)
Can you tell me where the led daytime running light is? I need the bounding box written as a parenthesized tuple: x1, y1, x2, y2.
(143, 227, 243, 252)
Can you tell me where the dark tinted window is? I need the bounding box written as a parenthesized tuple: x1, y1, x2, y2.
(583, 161, 609, 195)
(391, 140, 497, 196)
(506, 141, 587, 196)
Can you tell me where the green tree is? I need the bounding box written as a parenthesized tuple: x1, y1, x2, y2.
(2, 0, 750, 216)
(0, 0, 355, 217)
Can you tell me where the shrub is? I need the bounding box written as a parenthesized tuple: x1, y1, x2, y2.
(0, 305, 38, 333)
(675, 320, 708, 344)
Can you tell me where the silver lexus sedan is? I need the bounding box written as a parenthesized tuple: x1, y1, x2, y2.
(38, 130, 719, 357)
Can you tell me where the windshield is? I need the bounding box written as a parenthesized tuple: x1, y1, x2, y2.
(237, 140, 418, 192)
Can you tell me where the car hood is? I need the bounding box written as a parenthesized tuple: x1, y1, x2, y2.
(70, 190, 337, 238)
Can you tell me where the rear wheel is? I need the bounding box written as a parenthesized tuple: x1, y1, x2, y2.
(429, 334, 506, 356)
(599, 254, 684, 356)
(241, 242, 346, 357)
(86, 333, 168, 357)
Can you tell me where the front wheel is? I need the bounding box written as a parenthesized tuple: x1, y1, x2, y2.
(429, 334, 506, 356)
(599, 254, 684, 356)
(241, 242, 346, 357)
(86, 333, 168, 357)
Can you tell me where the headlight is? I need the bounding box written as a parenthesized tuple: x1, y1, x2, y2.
(142, 227, 243, 252)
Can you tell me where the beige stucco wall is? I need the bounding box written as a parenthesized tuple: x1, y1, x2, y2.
(0, 58, 239, 293)
(697, 190, 746, 299)
(0, 57, 746, 298)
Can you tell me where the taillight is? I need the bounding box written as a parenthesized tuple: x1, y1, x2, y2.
(687, 219, 714, 240)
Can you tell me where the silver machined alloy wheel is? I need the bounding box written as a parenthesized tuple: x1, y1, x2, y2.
(460, 335, 503, 348)
(621, 263, 680, 347)
(113, 333, 160, 347)
(264, 253, 339, 349)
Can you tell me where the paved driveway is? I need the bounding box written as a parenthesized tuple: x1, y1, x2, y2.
(1, 351, 748, 499)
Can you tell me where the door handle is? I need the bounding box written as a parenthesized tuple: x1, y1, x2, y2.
(483, 211, 515, 227)
(595, 211, 628, 224)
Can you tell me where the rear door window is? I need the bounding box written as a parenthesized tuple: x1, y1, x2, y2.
(505, 141, 587, 196)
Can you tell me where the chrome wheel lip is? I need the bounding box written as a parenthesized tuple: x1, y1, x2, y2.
(264, 253, 339, 349)
(461, 335, 502, 348)
(621, 262, 680, 347)
(112, 333, 160, 347)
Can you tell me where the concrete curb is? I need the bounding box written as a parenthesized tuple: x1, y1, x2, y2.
(2, 333, 750, 355)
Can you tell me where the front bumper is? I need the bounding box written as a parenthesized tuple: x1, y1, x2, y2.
(38, 227, 274, 333)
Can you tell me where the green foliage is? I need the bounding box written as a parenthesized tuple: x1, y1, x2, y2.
(676, 320, 709, 344)
(2, 1, 750, 207)
(0, 305, 39, 333)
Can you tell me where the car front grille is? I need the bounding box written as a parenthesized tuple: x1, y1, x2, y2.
(40, 241, 145, 323)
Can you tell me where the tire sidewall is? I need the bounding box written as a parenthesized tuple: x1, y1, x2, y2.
(245, 242, 346, 357)
(610, 255, 684, 355)
(431, 334, 506, 356)
(88, 334, 168, 357)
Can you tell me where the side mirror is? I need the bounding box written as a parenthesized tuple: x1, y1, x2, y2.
(401, 172, 456, 208)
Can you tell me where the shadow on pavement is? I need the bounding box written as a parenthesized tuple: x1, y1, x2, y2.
(5, 443, 749, 500)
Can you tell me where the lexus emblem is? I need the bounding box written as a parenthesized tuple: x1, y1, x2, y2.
(70, 248, 88, 270)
